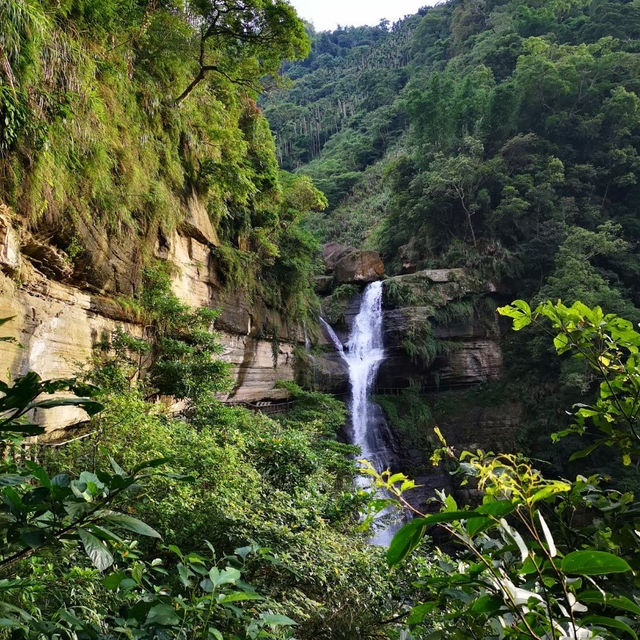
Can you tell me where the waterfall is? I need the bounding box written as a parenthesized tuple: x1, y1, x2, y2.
(319, 317, 345, 357)
(322, 281, 400, 546)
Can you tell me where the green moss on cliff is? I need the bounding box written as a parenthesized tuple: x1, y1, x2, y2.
(0, 0, 322, 325)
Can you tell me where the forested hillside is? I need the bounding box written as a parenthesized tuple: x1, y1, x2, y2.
(263, 0, 640, 471)
(2, 0, 640, 638)
(265, 0, 640, 300)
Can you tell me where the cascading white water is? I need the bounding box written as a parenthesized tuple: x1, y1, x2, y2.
(320, 318, 345, 357)
(322, 281, 399, 546)
(345, 282, 386, 469)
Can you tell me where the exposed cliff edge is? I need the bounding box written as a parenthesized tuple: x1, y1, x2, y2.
(0, 206, 302, 435)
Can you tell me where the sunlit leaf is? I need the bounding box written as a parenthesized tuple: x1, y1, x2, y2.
(561, 551, 631, 575)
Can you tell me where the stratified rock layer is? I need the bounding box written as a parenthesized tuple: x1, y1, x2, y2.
(314, 267, 520, 460)
(0, 203, 301, 435)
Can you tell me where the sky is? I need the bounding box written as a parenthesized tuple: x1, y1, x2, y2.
(289, 0, 437, 32)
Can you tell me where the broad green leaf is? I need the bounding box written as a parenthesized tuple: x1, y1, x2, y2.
(78, 529, 113, 572)
(0, 475, 26, 487)
(579, 591, 640, 616)
(582, 615, 637, 640)
(470, 595, 503, 615)
(387, 511, 481, 566)
(209, 567, 241, 587)
(553, 334, 571, 354)
(145, 604, 179, 627)
(387, 519, 428, 567)
(103, 513, 162, 539)
(24, 462, 51, 488)
(468, 500, 516, 537)
(561, 551, 631, 575)
(261, 614, 296, 626)
(19, 528, 46, 549)
(528, 481, 571, 504)
(109, 457, 126, 477)
(0, 372, 41, 411)
(0, 618, 21, 628)
(3, 487, 24, 511)
(57, 610, 87, 630)
(177, 563, 192, 587)
(0, 424, 44, 436)
(497, 301, 532, 330)
(200, 577, 214, 593)
(234, 544, 256, 559)
(90, 524, 124, 544)
(132, 457, 172, 474)
(569, 442, 602, 462)
(51, 474, 71, 488)
(466, 516, 492, 538)
(477, 500, 516, 518)
(218, 591, 263, 604)
(407, 602, 438, 625)
(103, 572, 126, 591)
(27, 397, 103, 416)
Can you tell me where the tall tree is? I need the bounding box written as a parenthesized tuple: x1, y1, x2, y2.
(175, 0, 310, 104)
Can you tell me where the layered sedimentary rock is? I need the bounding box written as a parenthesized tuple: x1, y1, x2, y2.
(0, 205, 300, 434)
(379, 310, 503, 390)
(375, 269, 503, 390)
(322, 242, 385, 284)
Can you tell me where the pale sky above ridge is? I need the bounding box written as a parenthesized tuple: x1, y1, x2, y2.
(289, 1, 438, 32)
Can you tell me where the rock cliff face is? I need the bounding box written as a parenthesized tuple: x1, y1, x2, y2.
(0, 205, 301, 435)
(319, 268, 505, 394)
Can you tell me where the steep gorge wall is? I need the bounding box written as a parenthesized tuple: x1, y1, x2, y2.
(0, 206, 301, 435)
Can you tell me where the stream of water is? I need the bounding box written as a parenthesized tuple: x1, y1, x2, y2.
(321, 281, 399, 546)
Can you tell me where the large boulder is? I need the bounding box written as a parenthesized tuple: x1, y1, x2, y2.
(322, 242, 357, 272)
(334, 250, 385, 284)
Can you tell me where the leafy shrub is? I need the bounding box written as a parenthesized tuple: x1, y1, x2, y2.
(369, 299, 640, 640)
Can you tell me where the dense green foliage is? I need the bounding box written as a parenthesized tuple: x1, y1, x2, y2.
(0, 272, 422, 639)
(368, 300, 640, 640)
(263, 0, 640, 471)
(5, 296, 640, 639)
(5, 0, 640, 638)
(0, 0, 323, 326)
(264, 0, 640, 305)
